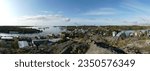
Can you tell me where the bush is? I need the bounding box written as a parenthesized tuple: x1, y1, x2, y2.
(11, 39, 19, 49)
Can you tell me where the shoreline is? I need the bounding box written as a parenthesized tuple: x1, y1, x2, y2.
(0, 26, 42, 34)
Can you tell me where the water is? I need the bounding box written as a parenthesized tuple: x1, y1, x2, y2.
(40, 26, 64, 35)
(0, 26, 64, 37)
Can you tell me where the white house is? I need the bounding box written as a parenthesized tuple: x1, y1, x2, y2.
(112, 31, 117, 37)
(18, 41, 29, 48)
(1, 36, 14, 40)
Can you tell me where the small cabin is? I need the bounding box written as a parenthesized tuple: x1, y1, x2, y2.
(1, 36, 14, 41)
(18, 41, 29, 48)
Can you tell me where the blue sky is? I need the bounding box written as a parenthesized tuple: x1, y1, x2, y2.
(1, 0, 150, 26)
(7, 0, 121, 17)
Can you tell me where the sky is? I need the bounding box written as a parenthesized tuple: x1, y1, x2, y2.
(1, 0, 150, 26)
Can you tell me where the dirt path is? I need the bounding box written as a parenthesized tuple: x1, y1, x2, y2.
(86, 42, 113, 54)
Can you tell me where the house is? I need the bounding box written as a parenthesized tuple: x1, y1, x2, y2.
(49, 38, 61, 42)
(146, 30, 150, 37)
(1, 36, 14, 41)
(116, 31, 134, 37)
(18, 41, 29, 48)
(116, 31, 125, 37)
(133, 31, 143, 37)
(116, 30, 147, 38)
(112, 31, 117, 37)
(32, 39, 52, 47)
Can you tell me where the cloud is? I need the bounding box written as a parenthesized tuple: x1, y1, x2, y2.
(21, 15, 65, 21)
(119, 0, 150, 25)
(64, 18, 71, 22)
(3, 10, 149, 26)
(15, 14, 126, 26)
(120, 16, 150, 25)
(15, 14, 71, 26)
(83, 8, 116, 16)
(121, 0, 150, 14)
(3, 14, 149, 26)
(41, 11, 50, 14)
(15, 14, 141, 26)
(41, 10, 63, 14)
(70, 18, 129, 26)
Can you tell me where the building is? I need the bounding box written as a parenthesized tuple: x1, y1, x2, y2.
(146, 30, 150, 37)
(49, 38, 61, 42)
(32, 39, 52, 47)
(18, 41, 29, 48)
(1, 36, 14, 41)
(112, 31, 117, 37)
(116, 30, 147, 38)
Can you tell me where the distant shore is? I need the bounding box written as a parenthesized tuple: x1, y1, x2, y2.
(0, 26, 42, 34)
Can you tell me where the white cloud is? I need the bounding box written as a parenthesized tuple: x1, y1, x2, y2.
(40, 10, 63, 15)
(14, 14, 140, 26)
(121, 0, 150, 15)
(70, 18, 129, 26)
(1, 14, 149, 26)
(14, 14, 71, 26)
(83, 8, 116, 16)
(119, 0, 150, 25)
(120, 16, 150, 25)
(14, 14, 124, 26)
(40, 11, 49, 14)
(20, 15, 65, 21)
(2, 12, 149, 26)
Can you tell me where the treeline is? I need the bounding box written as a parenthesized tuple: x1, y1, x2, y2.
(60, 26, 150, 31)
(0, 26, 42, 34)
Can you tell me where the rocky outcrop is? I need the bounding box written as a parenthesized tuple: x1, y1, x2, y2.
(86, 41, 126, 54)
